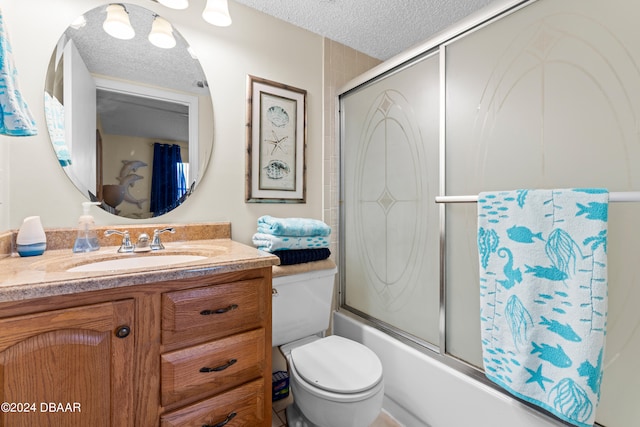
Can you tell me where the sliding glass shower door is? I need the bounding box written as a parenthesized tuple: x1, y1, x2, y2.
(340, 51, 441, 346)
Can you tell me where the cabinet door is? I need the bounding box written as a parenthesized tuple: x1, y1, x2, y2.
(0, 300, 134, 427)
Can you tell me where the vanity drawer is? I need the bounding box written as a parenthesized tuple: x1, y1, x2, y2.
(160, 378, 265, 427)
(162, 278, 266, 346)
(161, 328, 265, 406)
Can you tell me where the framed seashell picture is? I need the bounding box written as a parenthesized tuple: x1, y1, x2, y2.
(246, 75, 306, 203)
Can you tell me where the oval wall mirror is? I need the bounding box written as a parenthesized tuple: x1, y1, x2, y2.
(44, 3, 213, 219)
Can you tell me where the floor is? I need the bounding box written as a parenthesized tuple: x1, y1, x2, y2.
(271, 393, 402, 427)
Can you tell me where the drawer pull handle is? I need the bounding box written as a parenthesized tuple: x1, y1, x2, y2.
(200, 358, 237, 373)
(203, 411, 236, 427)
(200, 304, 238, 316)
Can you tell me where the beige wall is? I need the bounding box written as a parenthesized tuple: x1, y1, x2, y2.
(0, 0, 347, 246)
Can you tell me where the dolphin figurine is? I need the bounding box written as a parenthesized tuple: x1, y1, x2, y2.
(118, 160, 147, 178)
(117, 173, 144, 187)
(117, 173, 146, 209)
(123, 188, 147, 209)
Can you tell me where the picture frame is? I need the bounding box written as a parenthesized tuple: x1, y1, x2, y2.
(246, 75, 307, 203)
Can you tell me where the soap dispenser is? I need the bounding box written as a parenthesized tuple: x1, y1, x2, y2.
(73, 202, 101, 253)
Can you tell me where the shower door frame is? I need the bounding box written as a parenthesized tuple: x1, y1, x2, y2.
(335, 0, 609, 426)
(338, 0, 531, 370)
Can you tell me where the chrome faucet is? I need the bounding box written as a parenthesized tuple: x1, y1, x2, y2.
(104, 230, 134, 253)
(150, 227, 175, 250)
(134, 233, 151, 252)
(105, 228, 175, 252)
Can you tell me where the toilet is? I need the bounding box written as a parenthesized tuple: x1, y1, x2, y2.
(272, 265, 384, 427)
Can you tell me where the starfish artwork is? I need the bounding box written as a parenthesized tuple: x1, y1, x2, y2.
(266, 130, 289, 155)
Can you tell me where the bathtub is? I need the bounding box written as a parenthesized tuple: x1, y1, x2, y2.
(333, 311, 565, 427)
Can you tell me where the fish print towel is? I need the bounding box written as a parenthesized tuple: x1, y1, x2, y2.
(477, 189, 608, 427)
(44, 92, 71, 166)
(0, 9, 37, 136)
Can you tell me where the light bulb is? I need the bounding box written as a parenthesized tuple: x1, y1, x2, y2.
(202, 0, 232, 27)
(157, 0, 189, 10)
(103, 4, 135, 40)
(70, 15, 87, 30)
(148, 15, 176, 49)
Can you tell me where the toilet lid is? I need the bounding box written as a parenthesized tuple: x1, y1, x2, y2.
(290, 335, 382, 393)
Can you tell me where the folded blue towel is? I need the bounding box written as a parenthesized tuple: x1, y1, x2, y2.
(0, 10, 37, 137)
(257, 215, 331, 237)
(477, 189, 608, 427)
(252, 232, 330, 252)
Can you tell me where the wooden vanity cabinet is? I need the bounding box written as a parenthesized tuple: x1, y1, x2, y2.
(0, 300, 135, 426)
(160, 275, 271, 426)
(0, 266, 273, 427)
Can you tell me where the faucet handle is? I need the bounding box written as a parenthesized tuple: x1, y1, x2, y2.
(150, 227, 175, 250)
(104, 230, 134, 253)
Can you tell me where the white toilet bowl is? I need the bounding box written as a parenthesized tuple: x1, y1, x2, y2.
(272, 265, 384, 426)
(281, 335, 384, 427)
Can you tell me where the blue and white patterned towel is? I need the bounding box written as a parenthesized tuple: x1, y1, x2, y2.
(252, 232, 330, 252)
(477, 189, 608, 427)
(257, 215, 331, 237)
(44, 92, 71, 166)
(0, 9, 37, 136)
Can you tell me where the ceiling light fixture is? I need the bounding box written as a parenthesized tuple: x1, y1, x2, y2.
(202, 0, 232, 27)
(103, 4, 135, 40)
(70, 15, 87, 30)
(148, 15, 176, 48)
(156, 0, 189, 10)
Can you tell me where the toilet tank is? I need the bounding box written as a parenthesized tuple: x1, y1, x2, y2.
(272, 266, 338, 347)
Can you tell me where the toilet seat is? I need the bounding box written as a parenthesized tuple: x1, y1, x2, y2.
(290, 335, 383, 394)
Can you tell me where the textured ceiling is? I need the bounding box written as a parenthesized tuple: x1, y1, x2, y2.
(66, 4, 208, 95)
(232, 0, 496, 60)
(59, 1, 497, 139)
(63, 4, 206, 141)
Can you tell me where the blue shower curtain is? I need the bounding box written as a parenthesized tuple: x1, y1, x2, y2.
(150, 143, 186, 216)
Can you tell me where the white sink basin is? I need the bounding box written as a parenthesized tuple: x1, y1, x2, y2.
(67, 254, 207, 273)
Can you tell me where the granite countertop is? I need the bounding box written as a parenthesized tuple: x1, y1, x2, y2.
(0, 223, 280, 303)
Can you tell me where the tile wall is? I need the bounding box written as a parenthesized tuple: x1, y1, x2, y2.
(322, 38, 381, 263)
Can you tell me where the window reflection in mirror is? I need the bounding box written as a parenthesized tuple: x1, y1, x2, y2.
(43, 3, 212, 219)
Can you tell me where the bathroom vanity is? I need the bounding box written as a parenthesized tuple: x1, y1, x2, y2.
(0, 223, 278, 427)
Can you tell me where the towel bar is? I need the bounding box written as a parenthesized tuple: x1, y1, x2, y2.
(435, 191, 640, 203)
